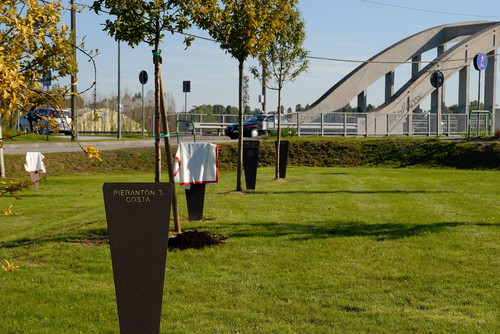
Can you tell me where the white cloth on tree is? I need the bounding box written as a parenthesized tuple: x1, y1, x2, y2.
(174, 143, 218, 189)
(24, 152, 46, 173)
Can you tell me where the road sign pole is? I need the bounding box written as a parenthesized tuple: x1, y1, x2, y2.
(472, 53, 488, 135)
(139, 71, 148, 139)
(478, 70, 481, 109)
(430, 70, 444, 137)
(473, 53, 488, 110)
(142, 83, 145, 139)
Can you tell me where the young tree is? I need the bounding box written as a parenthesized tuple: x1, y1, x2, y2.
(0, 0, 83, 177)
(251, 7, 308, 179)
(192, 0, 297, 191)
(91, 0, 217, 233)
(0, 0, 77, 117)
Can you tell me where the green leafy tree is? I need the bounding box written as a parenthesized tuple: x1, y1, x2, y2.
(213, 104, 225, 114)
(251, 7, 308, 179)
(469, 100, 484, 110)
(342, 104, 354, 113)
(91, 0, 218, 233)
(192, 0, 297, 191)
(226, 105, 238, 115)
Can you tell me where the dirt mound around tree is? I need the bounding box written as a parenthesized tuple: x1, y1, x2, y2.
(168, 230, 227, 250)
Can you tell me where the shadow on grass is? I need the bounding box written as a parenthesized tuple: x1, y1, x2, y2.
(0, 227, 109, 249)
(2, 222, 497, 249)
(245, 190, 448, 195)
(224, 221, 497, 241)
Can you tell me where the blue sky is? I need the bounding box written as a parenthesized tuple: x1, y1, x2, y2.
(63, 0, 500, 113)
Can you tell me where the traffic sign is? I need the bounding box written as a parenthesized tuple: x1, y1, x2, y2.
(430, 70, 444, 88)
(473, 53, 488, 71)
(139, 70, 148, 85)
(42, 72, 52, 87)
(183, 81, 191, 93)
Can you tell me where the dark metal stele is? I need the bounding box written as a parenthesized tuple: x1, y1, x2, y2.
(103, 182, 173, 334)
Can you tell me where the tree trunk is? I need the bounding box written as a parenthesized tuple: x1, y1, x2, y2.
(159, 71, 181, 233)
(0, 117, 5, 178)
(153, 29, 161, 182)
(236, 59, 244, 191)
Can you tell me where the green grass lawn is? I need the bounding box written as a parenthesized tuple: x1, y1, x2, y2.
(0, 167, 498, 333)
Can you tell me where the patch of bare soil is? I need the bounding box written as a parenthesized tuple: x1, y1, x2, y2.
(225, 191, 248, 195)
(168, 230, 228, 250)
(75, 237, 108, 248)
(270, 178, 295, 183)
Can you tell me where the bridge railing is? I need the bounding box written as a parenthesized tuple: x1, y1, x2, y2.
(165, 112, 483, 137)
(78, 112, 490, 137)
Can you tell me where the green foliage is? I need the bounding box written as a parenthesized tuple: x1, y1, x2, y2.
(197, 0, 297, 62)
(219, 137, 499, 170)
(226, 105, 239, 115)
(251, 7, 309, 91)
(267, 127, 297, 138)
(342, 104, 356, 112)
(190, 104, 258, 115)
(248, 5, 307, 178)
(91, 0, 218, 47)
(191, 0, 299, 189)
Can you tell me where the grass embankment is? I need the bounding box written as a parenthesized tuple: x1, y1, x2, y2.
(0, 167, 498, 333)
(2, 137, 499, 178)
(0, 137, 498, 333)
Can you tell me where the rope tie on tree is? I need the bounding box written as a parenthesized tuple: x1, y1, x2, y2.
(152, 50, 162, 64)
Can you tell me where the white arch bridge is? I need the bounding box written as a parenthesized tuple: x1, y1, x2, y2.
(300, 21, 500, 136)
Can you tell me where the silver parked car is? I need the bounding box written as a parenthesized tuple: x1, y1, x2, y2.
(18, 108, 72, 135)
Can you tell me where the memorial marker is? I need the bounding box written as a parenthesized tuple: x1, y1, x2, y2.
(276, 140, 289, 179)
(103, 182, 173, 334)
(243, 140, 259, 190)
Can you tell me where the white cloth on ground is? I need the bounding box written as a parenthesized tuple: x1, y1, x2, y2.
(174, 143, 218, 190)
(24, 152, 46, 173)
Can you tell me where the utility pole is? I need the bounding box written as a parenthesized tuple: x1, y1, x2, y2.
(261, 64, 266, 113)
(117, 41, 121, 139)
(70, 0, 77, 140)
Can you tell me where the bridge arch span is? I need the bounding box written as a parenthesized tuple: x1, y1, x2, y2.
(306, 21, 500, 135)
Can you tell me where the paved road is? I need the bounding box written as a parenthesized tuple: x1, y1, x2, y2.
(2, 136, 234, 154)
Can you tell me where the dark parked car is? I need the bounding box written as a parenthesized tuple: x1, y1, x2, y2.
(224, 114, 288, 139)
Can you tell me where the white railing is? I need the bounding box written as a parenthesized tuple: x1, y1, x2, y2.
(284, 112, 490, 137)
(78, 111, 493, 137)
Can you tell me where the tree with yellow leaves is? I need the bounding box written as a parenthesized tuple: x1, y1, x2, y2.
(0, 1, 102, 176)
(0, 0, 77, 117)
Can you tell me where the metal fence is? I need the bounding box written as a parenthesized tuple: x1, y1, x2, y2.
(78, 111, 494, 137)
(167, 112, 493, 137)
(277, 112, 492, 137)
